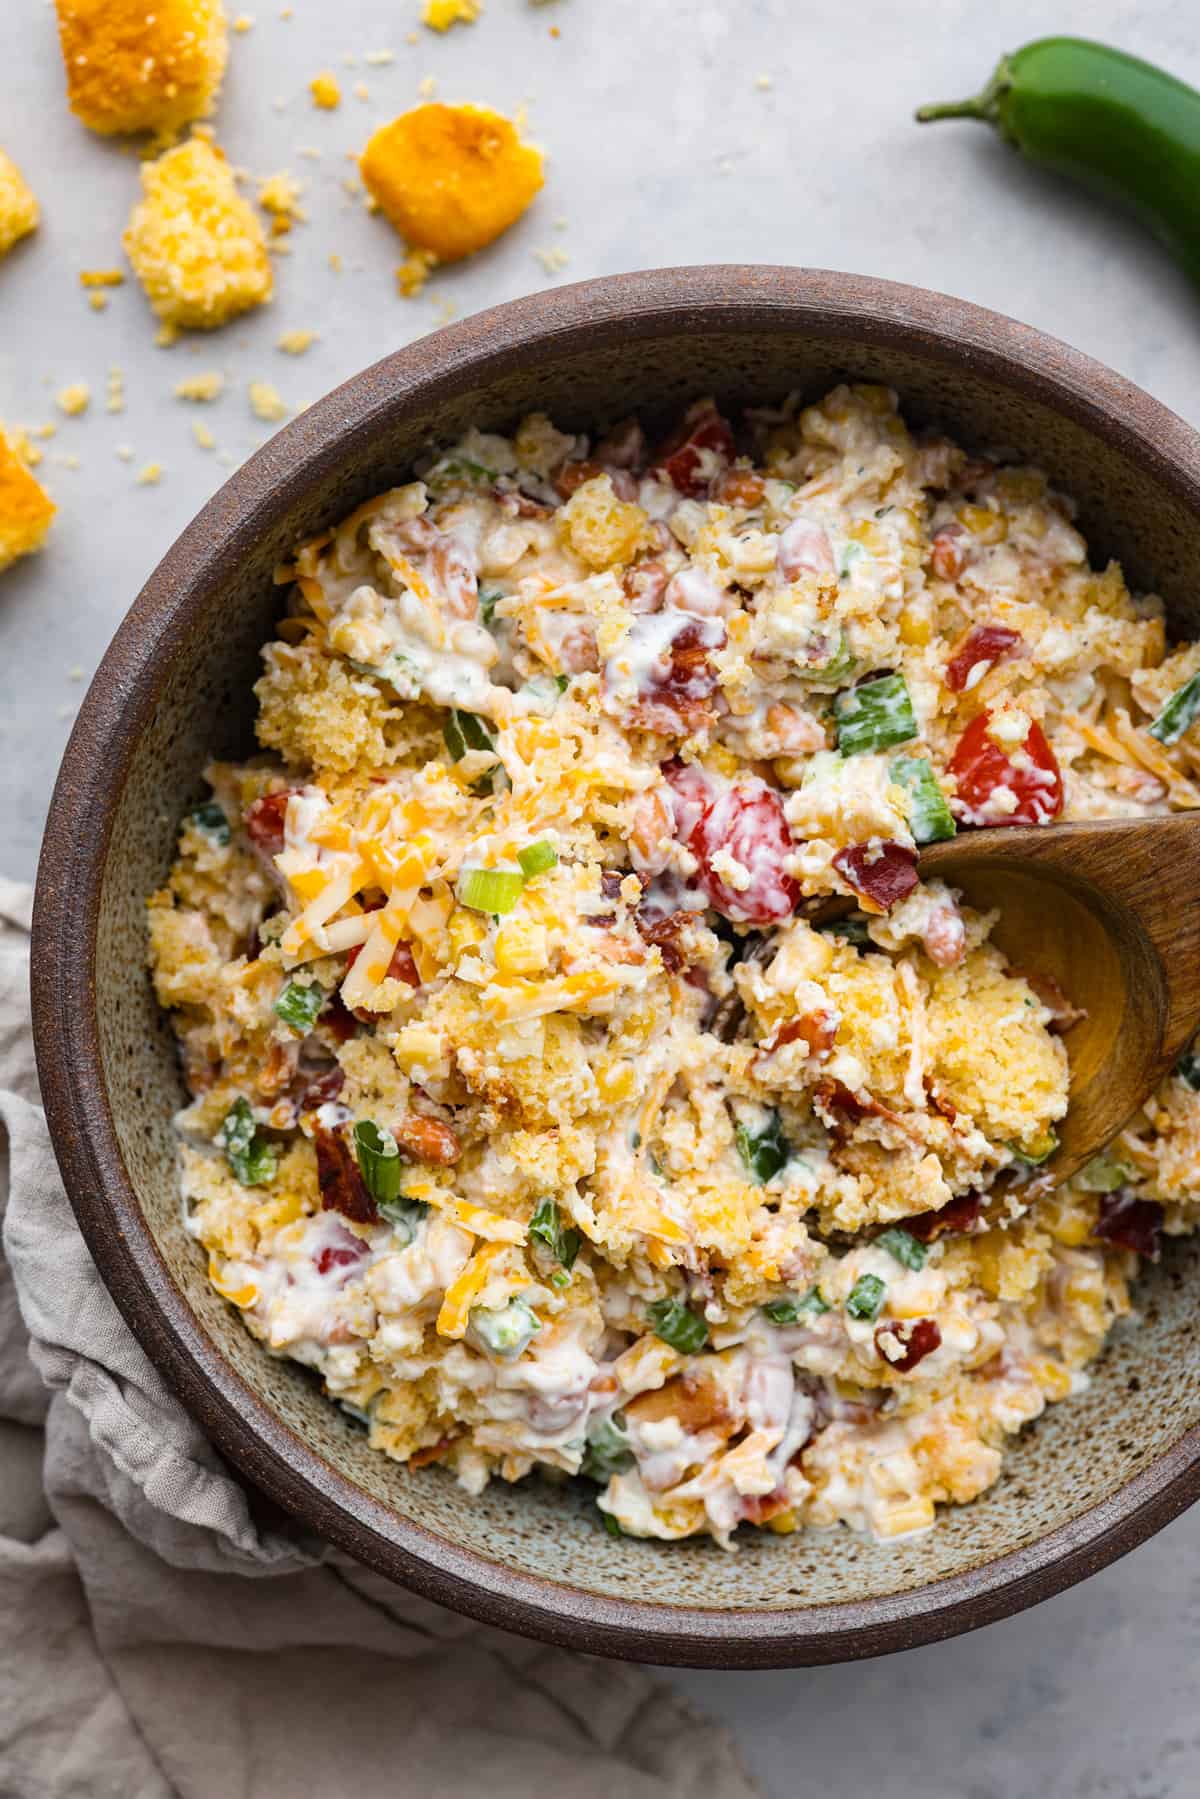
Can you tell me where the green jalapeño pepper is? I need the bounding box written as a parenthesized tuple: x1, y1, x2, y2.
(917, 38, 1200, 290)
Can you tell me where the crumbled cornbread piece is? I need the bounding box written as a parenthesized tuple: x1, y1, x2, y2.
(79, 268, 124, 288)
(136, 462, 163, 484)
(0, 429, 55, 572)
(107, 366, 125, 412)
(276, 328, 316, 353)
(56, 383, 91, 416)
(360, 103, 543, 262)
(248, 380, 287, 421)
(88, 294, 108, 311)
(534, 245, 568, 274)
(309, 71, 340, 109)
(257, 170, 305, 235)
(0, 150, 39, 257)
(422, 0, 482, 29)
(54, 0, 228, 137)
(417, 75, 437, 99)
(174, 370, 224, 400)
(353, 82, 370, 103)
(364, 48, 395, 65)
(396, 247, 437, 297)
(233, 11, 254, 28)
(192, 420, 216, 449)
(123, 138, 273, 330)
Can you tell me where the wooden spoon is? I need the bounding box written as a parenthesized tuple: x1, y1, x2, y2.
(920, 814, 1200, 1186)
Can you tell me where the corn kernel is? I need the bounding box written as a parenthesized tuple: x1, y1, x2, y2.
(958, 503, 1008, 544)
(898, 605, 932, 647)
(393, 1022, 444, 1071)
(448, 909, 487, 959)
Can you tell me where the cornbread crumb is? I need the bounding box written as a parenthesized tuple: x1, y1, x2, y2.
(53, 0, 228, 137)
(174, 370, 225, 401)
(755, 73, 773, 90)
(0, 150, 39, 257)
(534, 245, 568, 275)
(0, 428, 55, 573)
(233, 12, 255, 29)
(88, 293, 109, 311)
(55, 453, 81, 471)
(136, 461, 163, 484)
(116, 444, 134, 461)
(365, 49, 395, 65)
(422, 0, 482, 29)
(353, 82, 370, 103)
(192, 420, 216, 449)
(56, 383, 91, 417)
(276, 328, 317, 353)
(396, 246, 437, 297)
(309, 71, 341, 109)
(360, 104, 543, 262)
(106, 366, 125, 413)
(417, 75, 437, 99)
(80, 268, 124, 288)
(123, 138, 273, 330)
(257, 169, 305, 236)
(248, 380, 287, 421)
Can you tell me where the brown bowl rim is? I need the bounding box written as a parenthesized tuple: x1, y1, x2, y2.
(31, 265, 1200, 1668)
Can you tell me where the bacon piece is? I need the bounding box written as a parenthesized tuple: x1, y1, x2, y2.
(711, 468, 766, 507)
(409, 1434, 461, 1469)
(650, 400, 735, 497)
(395, 1113, 460, 1166)
(814, 1077, 910, 1136)
(244, 789, 295, 856)
(903, 1192, 984, 1241)
(1094, 1192, 1164, 1259)
(635, 907, 691, 974)
(301, 1066, 346, 1109)
(832, 841, 919, 913)
(944, 625, 1024, 694)
(387, 940, 421, 986)
(765, 1010, 837, 1057)
(930, 523, 968, 581)
(315, 1126, 377, 1224)
(621, 612, 726, 736)
(314, 1219, 370, 1277)
(876, 1317, 942, 1373)
(320, 992, 358, 1044)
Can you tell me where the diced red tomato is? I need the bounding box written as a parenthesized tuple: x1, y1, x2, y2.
(1093, 1192, 1164, 1259)
(948, 711, 1063, 827)
(904, 1192, 984, 1241)
(664, 763, 800, 925)
(244, 789, 296, 856)
(314, 1219, 370, 1277)
(929, 524, 968, 582)
(832, 841, 919, 912)
(944, 625, 1024, 693)
(650, 400, 736, 497)
(876, 1317, 941, 1373)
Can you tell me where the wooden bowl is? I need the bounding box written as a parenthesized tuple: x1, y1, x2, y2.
(32, 268, 1200, 1667)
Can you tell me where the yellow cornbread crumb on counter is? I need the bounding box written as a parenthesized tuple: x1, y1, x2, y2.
(106, 366, 125, 413)
(353, 82, 370, 103)
(53, 0, 228, 138)
(123, 137, 273, 330)
(276, 328, 317, 353)
(309, 71, 341, 109)
(396, 246, 437, 297)
(365, 48, 396, 65)
(360, 103, 543, 262)
(0, 427, 56, 573)
(88, 293, 109, 311)
(257, 170, 305, 235)
(534, 245, 568, 275)
(80, 268, 124, 288)
(233, 12, 255, 29)
(174, 370, 225, 401)
(192, 419, 216, 449)
(0, 149, 39, 257)
(55, 384, 91, 417)
(248, 380, 288, 421)
(136, 462, 163, 484)
(417, 75, 438, 99)
(422, 0, 483, 29)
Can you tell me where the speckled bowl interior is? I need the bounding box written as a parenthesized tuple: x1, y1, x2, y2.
(33, 269, 1200, 1666)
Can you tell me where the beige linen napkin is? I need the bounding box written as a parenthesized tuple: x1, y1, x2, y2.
(0, 879, 758, 1799)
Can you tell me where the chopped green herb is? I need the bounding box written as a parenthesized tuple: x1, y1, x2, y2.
(1148, 672, 1200, 745)
(1175, 1043, 1200, 1090)
(529, 1197, 582, 1270)
(457, 867, 525, 916)
(647, 1296, 709, 1355)
(735, 1113, 789, 1184)
(890, 755, 956, 844)
(582, 1413, 633, 1481)
(353, 1119, 403, 1207)
(798, 1286, 832, 1315)
(443, 708, 500, 793)
(845, 1272, 887, 1322)
(763, 1298, 800, 1323)
(218, 1097, 278, 1188)
(836, 540, 867, 581)
(273, 979, 324, 1034)
(876, 1228, 927, 1271)
(517, 840, 558, 879)
(471, 1296, 541, 1358)
(554, 673, 570, 692)
(835, 673, 918, 756)
(187, 800, 230, 845)
(601, 1510, 624, 1538)
(426, 455, 493, 494)
(1077, 1152, 1131, 1193)
(549, 1267, 571, 1289)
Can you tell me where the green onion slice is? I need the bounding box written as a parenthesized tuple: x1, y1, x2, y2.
(845, 1272, 887, 1322)
(1076, 1152, 1131, 1193)
(875, 1228, 927, 1271)
(187, 800, 231, 845)
(517, 839, 558, 879)
(1175, 1042, 1200, 1090)
(218, 1097, 278, 1188)
(835, 672, 918, 756)
(457, 867, 525, 916)
(646, 1296, 709, 1355)
(735, 1113, 790, 1184)
(529, 1197, 581, 1269)
(581, 1413, 633, 1481)
(1148, 672, 1200, 745)
(890, 755, 956, 844)
(471, 1297, 541, 1358)
(353, 1119, 403, 1206)
(273, 979, 324, 1034)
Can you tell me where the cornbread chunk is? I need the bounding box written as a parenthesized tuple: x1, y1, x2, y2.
(0, 150, 38, 257)
(54, 0, 228, 138)
(123, 138, 272, 330)
(0, 430, 55, 573)
(360, 103, 543, 262)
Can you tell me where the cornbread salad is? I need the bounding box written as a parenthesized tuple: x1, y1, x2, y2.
(148, 385, 1200, 1547)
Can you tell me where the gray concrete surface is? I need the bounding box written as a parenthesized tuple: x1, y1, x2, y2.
(3, 1, 1200, 1792)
